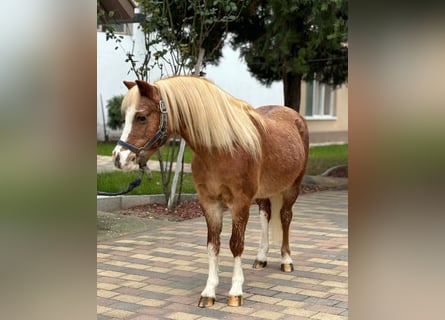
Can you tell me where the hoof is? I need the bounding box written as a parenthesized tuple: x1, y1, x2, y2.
(228, 295, 243, 307)
(198, 296, 215, 308)
(252, 259, 267, 269)
(281, 263, 294, 272)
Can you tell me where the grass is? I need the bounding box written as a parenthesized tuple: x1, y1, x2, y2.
(306, 143, 348, 175)
(97, 142, 348, 195)
(97, 142, 115, 156)
(97, 170, 196, 195)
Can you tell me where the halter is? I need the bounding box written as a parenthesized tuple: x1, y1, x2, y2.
(117, 99, 168, 161)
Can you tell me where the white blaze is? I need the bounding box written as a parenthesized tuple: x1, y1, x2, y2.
(112, 108, 136, 169)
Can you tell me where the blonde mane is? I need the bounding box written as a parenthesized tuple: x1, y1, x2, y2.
(121, 85, 140, 113)
(154, 76, 266, 159)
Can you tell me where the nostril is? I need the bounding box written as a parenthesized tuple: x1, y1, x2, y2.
(130, 156, 136, 162)
(114, 154, 121, 168)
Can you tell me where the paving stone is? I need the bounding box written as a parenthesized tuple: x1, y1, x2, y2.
(306, 303, 345, 315)
(250, 310, 283, 319)
(273, 292, 310, 302)
(166, 311, 200, 320)
(311, 312, 347, 320)
(102, 307, 135, 319)
(282, 307, 318, 317)
(108, 301, 143, 312)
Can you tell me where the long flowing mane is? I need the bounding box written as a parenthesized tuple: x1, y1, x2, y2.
(154, 76, 266, 159)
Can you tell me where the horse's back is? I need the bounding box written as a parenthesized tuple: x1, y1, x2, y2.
(254, 105, 309, 198)
(257, 104, 306, 131)
(257, 105, 308, 150)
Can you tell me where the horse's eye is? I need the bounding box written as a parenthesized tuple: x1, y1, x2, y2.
(136, 115, 146, 122)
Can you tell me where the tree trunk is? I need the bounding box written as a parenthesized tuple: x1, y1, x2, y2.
(194, 48, 205, 76)
(283, 72, 302, 112)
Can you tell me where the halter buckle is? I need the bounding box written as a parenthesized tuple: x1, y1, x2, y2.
(159, 99, 167, 114)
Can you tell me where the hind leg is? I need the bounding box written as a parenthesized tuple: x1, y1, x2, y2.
(280, 176, 304, 272)
(253, 199, 270, 269)
(280, 201, 294, 272)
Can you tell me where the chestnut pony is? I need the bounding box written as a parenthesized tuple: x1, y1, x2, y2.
(112, 76, 309, 307)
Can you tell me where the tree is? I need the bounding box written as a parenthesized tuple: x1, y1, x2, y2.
(106, 95, 125, 130)
(229, 0, 348, 111)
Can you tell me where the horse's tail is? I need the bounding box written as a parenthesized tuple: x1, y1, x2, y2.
(269, 193, 283, 244)
(269, 113, 309, 245)
(295, 113, 310, 164)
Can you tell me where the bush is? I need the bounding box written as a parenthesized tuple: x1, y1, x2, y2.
(106, 95, 125, 130)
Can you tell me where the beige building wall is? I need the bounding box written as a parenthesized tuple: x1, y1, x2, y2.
(300, 82, 348, 144)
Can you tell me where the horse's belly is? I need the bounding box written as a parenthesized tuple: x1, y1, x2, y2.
(254, 188, 274, 199)
(254, 168, 300, 198)
(254, 183, 291, 199)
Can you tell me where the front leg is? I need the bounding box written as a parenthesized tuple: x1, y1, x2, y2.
(228, 256, 244, 306)
(228, 201, 251, 306)
(198, 201, 223, 308)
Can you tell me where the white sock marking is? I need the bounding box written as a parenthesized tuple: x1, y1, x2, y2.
(201, 244, 219, 298)
(229, 257, 244, 296)
(256, 209, 269, 262)
(281, 253, 293, 265)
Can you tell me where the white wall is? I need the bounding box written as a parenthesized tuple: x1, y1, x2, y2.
(205, 46, 283, 108)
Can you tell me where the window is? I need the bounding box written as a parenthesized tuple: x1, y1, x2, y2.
(97, 23, 133, 36)
(305, 80, 336, 119)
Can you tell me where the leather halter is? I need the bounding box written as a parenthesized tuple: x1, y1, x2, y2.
(117, 99, 168, 155)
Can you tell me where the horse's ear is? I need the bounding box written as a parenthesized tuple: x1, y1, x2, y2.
(123, 81, 136, 89)
(135, 80, 157, 98)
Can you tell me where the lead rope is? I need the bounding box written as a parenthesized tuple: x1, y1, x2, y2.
(97, 152, 148, 196)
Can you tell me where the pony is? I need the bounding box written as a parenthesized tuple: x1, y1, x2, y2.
(112, 76, 309, 307)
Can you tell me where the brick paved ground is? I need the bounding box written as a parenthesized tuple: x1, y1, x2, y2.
(97, 190, 348, 319)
